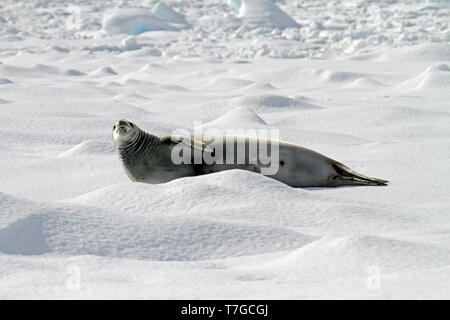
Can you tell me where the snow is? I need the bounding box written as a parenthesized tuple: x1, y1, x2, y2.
(120, 36, 141, 51)
(238, 0, 301, 29)
(152, 2, 188, 26)
(397, 63, 450, 90)
(102, 9, 172, 35)
(0, 0, 449, 299)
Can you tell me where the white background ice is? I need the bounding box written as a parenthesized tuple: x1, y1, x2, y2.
(0, 0, 449, 299)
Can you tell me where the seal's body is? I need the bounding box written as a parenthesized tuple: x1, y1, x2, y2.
(112, 119, 388, 187)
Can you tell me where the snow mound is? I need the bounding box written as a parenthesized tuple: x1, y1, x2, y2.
(238, 0, 300, 29)
(0, 215, 50, 255)
(89, 66, 117, 77)
(398, 64, 450, 90)
(68, 216, 316, 261)
(376, 106, 450, 125)
(64, 69, 86, 76)
(235, 94, 320, 111)
(138, 63, 165, 71)
(320, 70, 364, 83)
(301, 104, 450, 129)
(378, 43, 450, 62)
(264, 67, 364, 86)
(344, 77, 387, 89)
(152, 2, 188, 25)
(57, 140, 115, 157)
(0, 199, 317, 260)
(64, 170, 423, 234)
(0, 192, 43, 228)
(228, 0, 242, 11)
(203, 106, 267, 128)
(102, 9, 172, 35)
(119, 77, 156, 87)
(0, 78, 14, 85)
(159, 84, 189, 91)
(31, 64, 60, 75)
(17, 99, 152, 118)
(111, 93, 149, 103)
(0, 63, 60, 78)
(65, 170, 293, 213)
(416, 66, 450, 90)
(120, 36, 141, 51)
(64, 170, 312, 226)
(430, 64, 450, 72)
(205, 77, 254, 90)
(0, 98, 11, 104)
(138, 48, 162, 56)
(99, 80, 122, 88)
(241, 81, 277, 92)
(242, 94, 300, 107)
(259, 235, 450, 278)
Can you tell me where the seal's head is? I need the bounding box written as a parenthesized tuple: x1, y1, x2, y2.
(112, 119, 140, 147)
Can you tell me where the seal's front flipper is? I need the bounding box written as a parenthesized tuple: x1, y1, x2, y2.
(161, 135, 215, 174)
(162, 135, 213, 153)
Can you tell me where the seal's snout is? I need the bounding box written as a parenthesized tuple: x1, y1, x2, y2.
(113, 119, 134, 135)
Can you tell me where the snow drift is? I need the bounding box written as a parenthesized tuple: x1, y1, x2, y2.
(238, 0, 300, 29)
(102, 8, 173, 35)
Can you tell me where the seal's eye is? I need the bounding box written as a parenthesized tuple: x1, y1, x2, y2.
(130, 123, 134, 128)
(113, 125, 116, 130)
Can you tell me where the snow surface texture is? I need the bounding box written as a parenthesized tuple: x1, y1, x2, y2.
(0, 0, 449, 299)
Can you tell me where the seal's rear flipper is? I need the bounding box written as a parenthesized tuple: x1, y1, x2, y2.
(330, 161, 388, 186)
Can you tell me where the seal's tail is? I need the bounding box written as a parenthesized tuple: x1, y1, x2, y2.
(330, 161, 388, 186)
